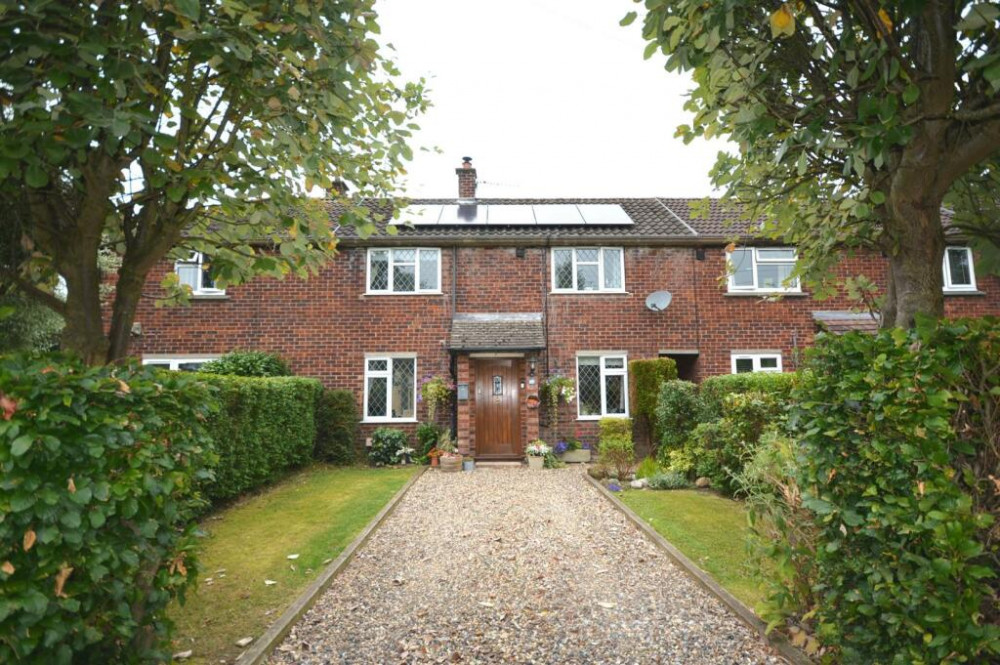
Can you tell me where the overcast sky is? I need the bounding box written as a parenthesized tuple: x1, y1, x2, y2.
(376, 0, 726, 199)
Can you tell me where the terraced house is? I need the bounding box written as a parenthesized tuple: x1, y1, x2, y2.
(133, 160, 1000, 458)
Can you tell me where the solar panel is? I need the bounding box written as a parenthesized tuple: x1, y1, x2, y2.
(533, 204, 585, 225)
(394, 204, 442, 225)
(438, 204, 485, 225)
(578, 204, 633, 226)
(486, 204, 536, 225)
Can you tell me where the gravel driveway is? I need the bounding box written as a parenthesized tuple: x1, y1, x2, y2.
(269, 467, 784, 664)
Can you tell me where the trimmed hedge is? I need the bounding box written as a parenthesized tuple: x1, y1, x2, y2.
(629, 358, 678, 445)
(313, 389, 359, 465)
(793, 320, 1000, 662)
(698, 371, 797, 421)
(199, 350, 291, 377)
(199, 374, 322, 502)
(655, 379, 699, 453)
(0, 355, 214, 664)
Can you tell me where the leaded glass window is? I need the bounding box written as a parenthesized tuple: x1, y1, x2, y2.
(364, 356, 417, 420)
(551, 248, 625, 292)
(577, 354, 628, 419)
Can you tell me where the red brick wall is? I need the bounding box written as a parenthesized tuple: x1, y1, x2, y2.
(129, 244, 1000, 452)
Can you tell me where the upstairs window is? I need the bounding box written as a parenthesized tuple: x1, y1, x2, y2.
(364, 356, 416, 421)
(727, 247, 800, 293)
(731, 353, 782, 374)
(943, 246, 977, 292)
(367, 249, 440, 294)
(552, 248, 625, 292)
(577, 353, 629, 419)
(175, 252, 224, 295)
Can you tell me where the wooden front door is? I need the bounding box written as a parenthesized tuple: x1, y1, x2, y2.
(474, 359, 521, 458)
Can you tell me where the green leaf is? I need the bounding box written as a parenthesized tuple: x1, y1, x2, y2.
(11, 434, 33, 456)
(174, 0, 200, 21)
(620, 11, 637, 27)
(25, 164, 49, 188)
(903, 84, 920, 104)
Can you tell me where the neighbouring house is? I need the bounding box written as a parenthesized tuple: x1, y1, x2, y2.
(132, 159, 1000, 459)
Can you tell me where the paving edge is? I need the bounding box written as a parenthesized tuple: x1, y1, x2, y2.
(583, 473, 813, 665)
(235, 466, 428, 665)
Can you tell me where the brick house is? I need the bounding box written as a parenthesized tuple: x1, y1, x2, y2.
(133, 160, 1000, 459)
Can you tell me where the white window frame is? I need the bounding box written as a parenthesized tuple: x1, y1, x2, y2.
(730, 352, 783, 374)
(726, 247, 801, 294)
(576, 352, 629, 420)
(362, 354, 418, 423)
(142, 355, 221, 371)
(365, 248, 442, 295)
(942, 246, 977, 292)
(174, 251, 225, 296)
(551, 247, 626, 293)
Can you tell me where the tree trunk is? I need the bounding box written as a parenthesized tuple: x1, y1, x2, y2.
(107, 264, 147, 362)
(882, 203, 946, 328)
(60, 260, 109, 365)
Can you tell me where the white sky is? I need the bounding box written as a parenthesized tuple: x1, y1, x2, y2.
(376, 0, 726, 199)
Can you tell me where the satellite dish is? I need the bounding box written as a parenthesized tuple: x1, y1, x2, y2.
(645, 290, 672, 312)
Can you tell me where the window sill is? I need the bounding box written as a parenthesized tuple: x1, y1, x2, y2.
(943, 289, 985, 296)
(550, 291, 629, 296)
(724, 291, 808, 297)
(363, 292, 444, 297)
(576, 414, 629, 421)
(361, 418, 418, 424)
(191, 293, 229, 300)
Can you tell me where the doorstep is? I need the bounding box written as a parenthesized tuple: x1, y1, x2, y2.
(474, 461, 524, 468)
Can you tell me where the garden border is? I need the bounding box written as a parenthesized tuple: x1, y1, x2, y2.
(583, 474, 813, 665)
(235, 466, 428, 665)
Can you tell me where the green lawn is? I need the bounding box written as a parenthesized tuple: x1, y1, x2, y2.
(169, 465, 419, 664)
(619, 489, 767, 612)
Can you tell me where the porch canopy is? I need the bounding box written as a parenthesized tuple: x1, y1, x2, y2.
(448, 313, 546, 351)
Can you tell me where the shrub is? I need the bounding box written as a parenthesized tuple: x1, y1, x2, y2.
(199, 350, 291, 377)
(698, 371, 797, 421)
(0, 354, 215, 664)
(415, 422, 443, 460)
(685, 420, 725, 484)
(792, 320, 1000, 662)
(200, 374, 321, 502)
(635, 456, 660, 479)
(733, 429, 820, 642)
(598, 417, 635, 480)
(647, 471, 691, 490)
(629, 358, 678, 444)
(369, 428, 410, 466)
(313, 389, 359, 465)
(655, 380, 699, 454)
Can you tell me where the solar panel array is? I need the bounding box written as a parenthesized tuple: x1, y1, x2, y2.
(393, 203, 633, 227)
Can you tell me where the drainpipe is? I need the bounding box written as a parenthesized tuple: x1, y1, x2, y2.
(450, 246, 459, 438)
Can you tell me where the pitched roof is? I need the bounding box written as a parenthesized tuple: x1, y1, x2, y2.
(812, 310, 881, 335)
(329, 198, 754, 245)
(448, 313, 546, 351)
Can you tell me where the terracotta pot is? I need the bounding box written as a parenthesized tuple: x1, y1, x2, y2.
(430, 457, 439, 468)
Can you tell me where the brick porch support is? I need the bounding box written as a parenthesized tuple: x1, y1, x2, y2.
(456, 354, 472, 455)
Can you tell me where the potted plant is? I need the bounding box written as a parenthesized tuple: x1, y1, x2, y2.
(420, 375, 455, 422)
(540, 375, 575, 443)
(394, 443, 416, 465)
(525, 440, 549, 470)
(437, 432, 462, 473)
(556, 437, 591, 463)
(427, 447, 443, 468)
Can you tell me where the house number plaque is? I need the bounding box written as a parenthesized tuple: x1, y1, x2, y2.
(492, 375, 503, 396)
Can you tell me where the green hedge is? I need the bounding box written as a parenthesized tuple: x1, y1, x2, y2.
(629, 358, 677, 444)
(698, 371, 797, 421)
(0, 355, 214, 664)
(313, 389, 358, 465)
(654, 379, 699, 453)
(199, 374, 322, 502)
(793, 320, 1000, 662)
(198, 350, 291, 377)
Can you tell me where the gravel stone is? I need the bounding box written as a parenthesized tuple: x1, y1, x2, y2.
(268, 468, 786, 664)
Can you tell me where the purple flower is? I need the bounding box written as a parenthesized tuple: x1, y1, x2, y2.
(554, 441, 568, 455)
(607, 482, 622, 492)
(581, 441, 592, 450)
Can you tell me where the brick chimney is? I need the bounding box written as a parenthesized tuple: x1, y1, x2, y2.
(456, 156, 476, 199)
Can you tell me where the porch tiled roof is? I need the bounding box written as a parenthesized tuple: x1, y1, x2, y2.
(812, 310, 881, 334)
(448, 313, 546, 351)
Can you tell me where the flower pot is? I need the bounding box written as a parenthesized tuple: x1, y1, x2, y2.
(462, 459, 475, 472)
(561, 449, 591, 464)
(430, 457, 439, 468)
(526, 455, 544, 470)
(440, 456, 462, 473)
